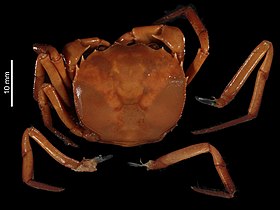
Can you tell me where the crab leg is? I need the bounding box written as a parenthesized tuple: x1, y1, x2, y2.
(62, 38, 110, 80)
(117, 25, 186, 64)
(193, 40, 273, 134)
(33, 44, 72, 107)
(37, 83, 78, 147)
(38, 83, 99, 143)
(154, 5, 209, 84)
(22, 127, 112, 192)
(129, 143, 236, 198)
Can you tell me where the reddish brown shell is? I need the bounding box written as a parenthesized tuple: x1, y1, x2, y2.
(73, 43, 186, 147)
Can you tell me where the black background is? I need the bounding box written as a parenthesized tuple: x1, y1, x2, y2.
(3, 0, 279, 208)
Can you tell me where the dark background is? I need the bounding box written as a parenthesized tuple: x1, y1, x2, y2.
(3, 0, 279, 208)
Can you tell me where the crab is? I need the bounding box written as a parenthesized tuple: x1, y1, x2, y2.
(21, 5, 273, 198)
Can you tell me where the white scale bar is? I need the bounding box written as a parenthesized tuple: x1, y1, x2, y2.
(11, 60, 13, 107)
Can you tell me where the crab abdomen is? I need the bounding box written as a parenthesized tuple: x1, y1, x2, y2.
(73, 43, 186, 147)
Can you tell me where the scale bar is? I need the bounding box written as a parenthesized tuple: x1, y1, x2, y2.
(11, 60, 13, 107)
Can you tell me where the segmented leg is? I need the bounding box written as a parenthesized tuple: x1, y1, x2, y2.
(117, 25, 185, 64)
(154, 5, 209, 84)
(62, 38, 110, 80)
(33, 44, 72, 107)
(22, 127, 112, 192)
(193, 40, 273, 134)
(33, 39, 110, 146)
(129, 143, 236, 198)
(38, 83, 99, 143)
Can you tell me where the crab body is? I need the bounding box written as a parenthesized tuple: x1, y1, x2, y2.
(74, 43, 186, 146)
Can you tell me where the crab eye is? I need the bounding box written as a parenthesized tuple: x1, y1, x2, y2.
(97, 45, 108, 51)
(148, 43, 161, 50)
(81, 45, 109, 60)
(148, 42, 172, 55)
(126, 40, 136, 46)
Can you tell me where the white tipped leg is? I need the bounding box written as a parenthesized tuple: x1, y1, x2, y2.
(74, 155, 113, 172)
(195, 96, 217, 107)
(128, 159, 151, 169)
(94, 154, 114, 163)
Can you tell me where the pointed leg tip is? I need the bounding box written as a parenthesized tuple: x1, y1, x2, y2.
(128, 159, 150, 168)
(191, 129, 206, 135)
(195, 96, 217, 107)
(127, 162, 147, 168)
(127, 162, 144, 167)
(94, 154, 113, 163)
(191, 186, 235, 199)
(66, 141, 79, 148)
(26, 180, 65, 192)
